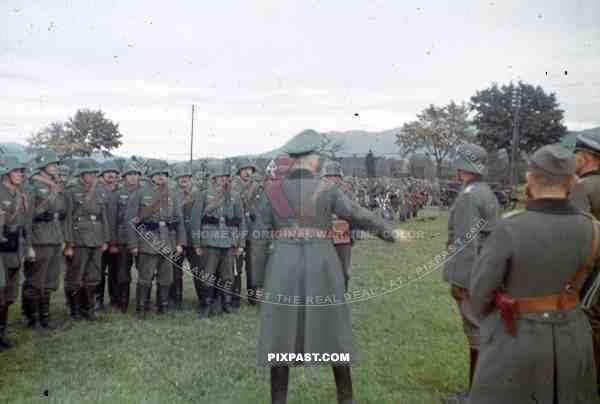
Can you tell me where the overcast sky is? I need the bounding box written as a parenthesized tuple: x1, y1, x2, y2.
(1, 0, 598, 159)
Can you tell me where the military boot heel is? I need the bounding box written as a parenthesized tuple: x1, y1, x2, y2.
(0, 305, 13, 351)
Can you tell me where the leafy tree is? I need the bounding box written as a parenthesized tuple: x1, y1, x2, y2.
(28, 109, 123, 157)
(395, 101, 470, 178)
(470, 82, 567, 157)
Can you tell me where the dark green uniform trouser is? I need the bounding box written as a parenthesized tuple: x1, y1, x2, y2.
(65, 247, 102, 290)
(23, 245, 63, 299)
(0, 266, 19, 307)
(136, 253, 173, 287)
(193, 247, 234, 304)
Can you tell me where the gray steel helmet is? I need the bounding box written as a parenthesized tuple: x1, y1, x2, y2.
(121, 159, 143, 176)
(99, 160, 121, 176)
(172, 164, 192, 179)
(34, 150, 60, 170)
(209, 162, 231, 178)
(75, 158, 100, 176)
(146, 161, 169, 178)
(235, 157, 257, 174)
(1, 156, 27, 173)
(320, 161, 343, 178)
(452, 143, 487, 175)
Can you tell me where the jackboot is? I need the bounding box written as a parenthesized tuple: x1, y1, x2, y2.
(23, 293, 40, 328)
(119, 282, 130, 313)
(136, 284, 150, 320)
(157, 285, 169, 314)
(95, 275, 105, 311)
(270, 366, 289, 404)
(222, 291, 234, 314)
(39, 292, 59, 329)
(333, 366, 354, 404)
(469, 348, 479, 389)
(81, 286, 97, 321)
(0, 305, 13, 351)
(232, 272, 242, 310)
(198, 298, 212, 320)
(66, 289, 82, 320)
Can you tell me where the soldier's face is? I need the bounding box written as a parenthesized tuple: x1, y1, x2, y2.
(124, 173, 139, 185)
(103, 171, 118, 184)
(7, 169, 24, 185)
(239, 167, 253, 180)
(81, 172, 96, 185)
(177, 175, 191, 188)
(152, 174, 167, 185)
(213, 175, 228, 186)
(44, 163, 59, 176)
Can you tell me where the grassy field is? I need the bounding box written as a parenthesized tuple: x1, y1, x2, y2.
(0, 213, 470, 404)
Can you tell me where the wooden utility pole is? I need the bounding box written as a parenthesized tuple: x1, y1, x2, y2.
(189, 105, 195, 172)
(509, 85, 522, 188)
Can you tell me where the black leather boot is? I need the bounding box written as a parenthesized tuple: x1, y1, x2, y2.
(0, 305, 13, 351)
(222, 291, 233, 314)
(157, 286, 169, 314)
(232, 273, 242, 311)
(66, 289, 82, 320)
(198, 298, 212, 320)
(81, 286, 97, 321)
(270, 366, 289, 404)
(23, 293, 40, 329)
(119, 282, 130, 313)
(95, 275, 105, 311)
(333, 366, 354, 404)
(136, 284, 150, 320)
(39, 292, 57, 329)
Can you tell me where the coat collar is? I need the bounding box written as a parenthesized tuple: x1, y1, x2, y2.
(526, 198, 578, 214)
(579, 169, 600, 179)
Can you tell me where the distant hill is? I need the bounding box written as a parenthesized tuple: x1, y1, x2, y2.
(247, 128, 404, 160)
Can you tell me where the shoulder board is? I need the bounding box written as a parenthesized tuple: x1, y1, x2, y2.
(502, 209, 525, 219)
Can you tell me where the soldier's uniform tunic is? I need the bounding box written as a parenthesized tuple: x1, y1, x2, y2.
(190, 180, 245, 315)
(469, 199, 597, 404)
(126, 179, 186, 316)
(24, 173, 67, 326)
(64, 175, 110, 319)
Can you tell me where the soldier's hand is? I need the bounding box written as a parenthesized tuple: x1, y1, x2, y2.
(101, 243, 109, 252)
(195, 247, 204, 256)
(176, 245, 183, 256)
(130, 248, 139, 257)
(63, 247, 74, 257)
(109, 245, 119, 254)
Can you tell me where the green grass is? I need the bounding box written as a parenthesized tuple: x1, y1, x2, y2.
(0, 214, 469, 404)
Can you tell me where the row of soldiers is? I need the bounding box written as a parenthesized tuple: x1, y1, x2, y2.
(0, 149, 358, 351)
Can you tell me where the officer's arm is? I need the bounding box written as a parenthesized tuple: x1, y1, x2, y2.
(190, 191, 205, 249)
(451, 193, 483, 272)
(470, 223, 512, 319)
(334, 189, 395, 242)
(569, 182, 591, 213)
(64, 189, 74, 246)
(125, 188, 141, 250)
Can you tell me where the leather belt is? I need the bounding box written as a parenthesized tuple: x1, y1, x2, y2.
(273, 227, 332, 240)
(514, 293, 579, 313)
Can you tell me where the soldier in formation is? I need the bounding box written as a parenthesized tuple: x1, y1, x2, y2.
(95, 161, 120, 310)
(0, 157, 28, 350)
(107, 160, 142, 313)
(126, 161, 186, 320)
(191, 164, 245, 319)
(441, 143, 499, 403)
(64, 159, 110, 321)
(23, 151, 67, 328)
(469, 144, 597, 403)
(230, 157, 260, 309)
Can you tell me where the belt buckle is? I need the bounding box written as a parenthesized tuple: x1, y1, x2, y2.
(159, 221, 166, 227)
(53, 212, 60, 220)
(90, 215, 97, 221)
